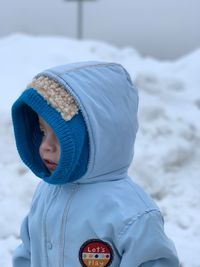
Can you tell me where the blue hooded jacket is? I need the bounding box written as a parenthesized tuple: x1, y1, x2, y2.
(12, 61, 179, 267)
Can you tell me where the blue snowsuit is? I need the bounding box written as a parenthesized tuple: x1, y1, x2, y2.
(12, 61, 179, 267)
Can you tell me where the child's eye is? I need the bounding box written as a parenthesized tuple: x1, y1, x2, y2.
(40, 128, 46, 137)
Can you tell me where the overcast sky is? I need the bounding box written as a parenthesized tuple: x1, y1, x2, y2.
(0, 0, 199, 59)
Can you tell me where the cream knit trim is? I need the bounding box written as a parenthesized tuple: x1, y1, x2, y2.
(27, 76, 79, 121)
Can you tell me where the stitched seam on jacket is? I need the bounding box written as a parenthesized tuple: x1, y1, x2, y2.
(85, 164, 129, 181)
(117, 209, 161, 242)
(52, 62, 123, 76)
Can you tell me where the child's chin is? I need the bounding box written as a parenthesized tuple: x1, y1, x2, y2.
(49, 167, 56, 173)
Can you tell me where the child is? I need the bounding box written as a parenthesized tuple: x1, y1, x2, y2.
(12, 61, 179, 267)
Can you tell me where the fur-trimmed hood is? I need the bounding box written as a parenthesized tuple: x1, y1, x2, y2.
(12, 61, 139, 184)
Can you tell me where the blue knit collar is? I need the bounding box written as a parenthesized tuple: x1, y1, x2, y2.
(12, 88, 89, 184)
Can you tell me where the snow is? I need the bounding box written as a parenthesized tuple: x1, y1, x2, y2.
(0, 33, 199, 267)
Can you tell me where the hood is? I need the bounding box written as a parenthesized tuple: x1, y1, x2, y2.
(12, 61, 139, 184)
(34, 61, 139, 183)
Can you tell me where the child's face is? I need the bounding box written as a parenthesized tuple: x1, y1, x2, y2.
(38, 116, 60, 173)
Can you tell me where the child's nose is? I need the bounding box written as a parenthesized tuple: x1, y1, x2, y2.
(40, 137, 56, 153)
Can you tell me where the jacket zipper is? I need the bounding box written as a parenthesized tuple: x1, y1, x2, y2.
(43, 185, 61, 267)
(59, 184, 79, 267)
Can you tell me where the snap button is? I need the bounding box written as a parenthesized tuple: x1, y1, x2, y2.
(46, 241, 52, 249)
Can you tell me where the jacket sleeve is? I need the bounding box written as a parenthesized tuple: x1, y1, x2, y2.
(117, 210, 180, 267)
(12, 215, 31, 267)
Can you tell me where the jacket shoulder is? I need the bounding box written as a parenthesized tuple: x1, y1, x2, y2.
(103, 177, 160, 217)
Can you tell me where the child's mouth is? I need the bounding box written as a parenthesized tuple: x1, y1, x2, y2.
(43, 159, 57, 171)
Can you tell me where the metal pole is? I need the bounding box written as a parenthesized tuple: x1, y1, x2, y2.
(78, 0, 83, 39)
(65, 0, 97, 39)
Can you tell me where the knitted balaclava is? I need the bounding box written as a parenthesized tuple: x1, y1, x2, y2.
(12, 76, 89, 184)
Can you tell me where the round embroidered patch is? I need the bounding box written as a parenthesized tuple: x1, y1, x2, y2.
(79, 239, 113, 267)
